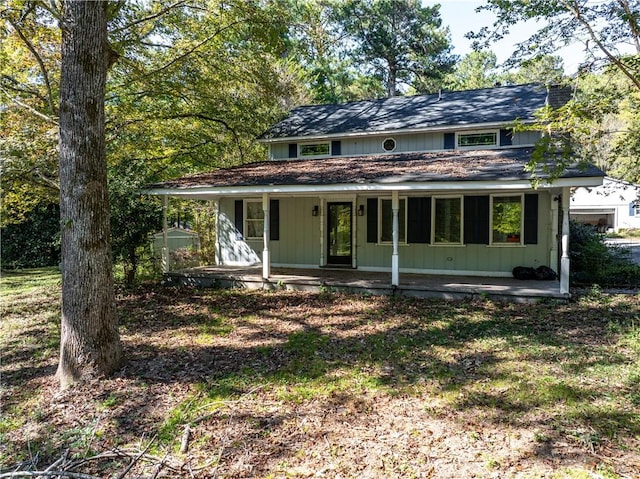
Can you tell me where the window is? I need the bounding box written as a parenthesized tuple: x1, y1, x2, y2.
(432, 196, 462, 244)
(382, 138, 396, 152)
(379, 198, 406, 243)
(633, 201, 640, 216)
(299, 142, 330, 157)
(245, 201, 264, 239)
(491, 195, 523, 244)
(457, 131, 498, 148)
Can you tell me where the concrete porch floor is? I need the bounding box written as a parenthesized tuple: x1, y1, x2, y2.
(163, 266, 567, 303)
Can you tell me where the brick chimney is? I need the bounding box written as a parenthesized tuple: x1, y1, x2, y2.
(546, 84, 572, 109)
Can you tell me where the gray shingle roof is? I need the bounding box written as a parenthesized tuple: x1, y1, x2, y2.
(148, 148, 603, 190)
(260, 84, 563, 140)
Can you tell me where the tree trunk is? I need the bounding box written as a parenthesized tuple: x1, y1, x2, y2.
(57, 0, 122, 388)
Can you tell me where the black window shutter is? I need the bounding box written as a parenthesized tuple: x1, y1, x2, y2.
(366, 198, 378, 243)
(234, 200, 244, 240)
(444, 132, 455, 149)
(464, 196, 489, 244)
(288, 143, 297, 158)
(524, 194, 538, 244)
(331, 140, 341, 156)
(269, 199, 279, 241)
(500, 129, 513, 146)
(407, 197, 431, 243)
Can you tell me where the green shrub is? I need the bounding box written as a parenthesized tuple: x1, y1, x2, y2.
(570, 221, 640, 287)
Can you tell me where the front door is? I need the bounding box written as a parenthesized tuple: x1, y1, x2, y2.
(327, 202, 352, 266)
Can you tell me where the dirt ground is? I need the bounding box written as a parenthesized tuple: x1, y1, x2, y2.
(2, 285, 639, 478)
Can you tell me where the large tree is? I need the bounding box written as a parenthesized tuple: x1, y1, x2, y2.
(2, 0, 304, 277)
(468, 0, 640, 89)
(57, 0, 122, 387)
(469, 0, 640, 183)
(444, 51, 499, 91)
(334, 0, 455, 97)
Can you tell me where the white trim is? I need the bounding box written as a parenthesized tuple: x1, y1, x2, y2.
(560, 187, 571, 295)
(257, 121, 533, 144)
(262, 193, 270, 280)
(431, 195, 463, 245)
(358, 266, 513, 278)
(272, 263, 320, 269)
(144, 176, 604, 198)
(490, 193, 525, 246)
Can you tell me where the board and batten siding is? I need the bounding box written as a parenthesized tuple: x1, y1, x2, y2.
(218, 192, 553, 276)
(218, 197, 320, 266)
(268, 130, 541, 160)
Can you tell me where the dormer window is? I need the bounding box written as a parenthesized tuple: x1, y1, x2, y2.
(299, 142, 330, 157)
(457, 130, 498, 149)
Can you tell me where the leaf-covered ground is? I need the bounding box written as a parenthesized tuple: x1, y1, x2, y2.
(1, 269, 640, 478)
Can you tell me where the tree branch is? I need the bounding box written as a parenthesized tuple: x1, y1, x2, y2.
(562, 0, 640, 90)
(1, 75, 50, 105)
(110, 0, 187, 34)
(139, 20, 246, 79)
(618, 0, 640, 53)
(6, 17, 58, 116)
(0, 86, 58, 125)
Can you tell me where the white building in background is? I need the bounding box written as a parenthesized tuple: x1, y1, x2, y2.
(571, 177, 640, 232)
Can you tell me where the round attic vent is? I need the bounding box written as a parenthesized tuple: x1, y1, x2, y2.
(382, 138, 396, 152)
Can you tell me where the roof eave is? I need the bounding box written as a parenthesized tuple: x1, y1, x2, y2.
(257, 120, 536, 144)
(144, 175, 604, 198)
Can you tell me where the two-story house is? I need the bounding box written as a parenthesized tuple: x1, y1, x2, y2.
(146, 83, 604, 297)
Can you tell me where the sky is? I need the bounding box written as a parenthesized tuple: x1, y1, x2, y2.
(422, 0, 587, 74)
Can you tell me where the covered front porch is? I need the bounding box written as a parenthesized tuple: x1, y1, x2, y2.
(163, 265, 566, 303)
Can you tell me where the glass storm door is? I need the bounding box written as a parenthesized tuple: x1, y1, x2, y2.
(327, 202, 352, 265)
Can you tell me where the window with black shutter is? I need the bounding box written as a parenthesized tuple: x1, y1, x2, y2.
(463, 196, 489, 244)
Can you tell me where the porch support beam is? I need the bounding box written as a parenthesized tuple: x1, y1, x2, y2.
(560, 187, 570, 295)
(262, 192, 271, 280)
(213, 199, 220, 265)
(162, 195, 169, 273)
(319, 198, 325, 267)
(550, 191, 559, 273)
(392, 190, 400, 287)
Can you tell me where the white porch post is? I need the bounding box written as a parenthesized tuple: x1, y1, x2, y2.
(560, 187, 570, 295)
(162, 195, 169, 273)
(391, 191, 400, 287)
(319, 199, 325, 267)
(262, 193, 270, 280)
(213, 198, 220, 265)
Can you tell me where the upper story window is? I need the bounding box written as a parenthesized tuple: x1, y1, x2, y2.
(457, 130, 498, 149)
(299, 142, 330, 157)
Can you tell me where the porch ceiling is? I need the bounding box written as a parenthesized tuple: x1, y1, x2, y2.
(144, 148, 604, 197)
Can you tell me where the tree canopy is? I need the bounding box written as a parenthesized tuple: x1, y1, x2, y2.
(468, 0, 640, 183)
(333, 0, 456, 97)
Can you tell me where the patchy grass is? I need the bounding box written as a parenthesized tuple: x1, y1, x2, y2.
(1, 271, 640, 478)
